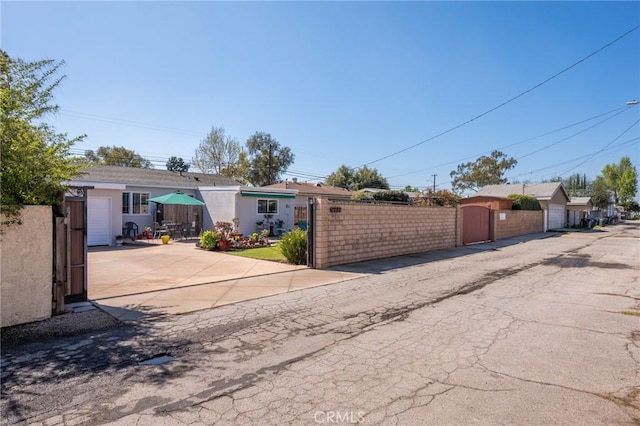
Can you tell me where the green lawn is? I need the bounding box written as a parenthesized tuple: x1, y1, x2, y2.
(225, 244, 286, 262)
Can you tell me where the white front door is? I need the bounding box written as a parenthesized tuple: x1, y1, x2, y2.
(88, 197, 111, 246)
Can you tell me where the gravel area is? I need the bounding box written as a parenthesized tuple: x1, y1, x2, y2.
(1, 308, 121, 348)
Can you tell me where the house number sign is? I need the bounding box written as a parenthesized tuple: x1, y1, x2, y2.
(330, 207, 342, 213)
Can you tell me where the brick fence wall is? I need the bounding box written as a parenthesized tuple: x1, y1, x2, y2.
(492, 210, 543, 240)
(313, 198, 461, 268)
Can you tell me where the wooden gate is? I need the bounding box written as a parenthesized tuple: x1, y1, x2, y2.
(64, 188, 89, 303)
(462, 206, 491, 245)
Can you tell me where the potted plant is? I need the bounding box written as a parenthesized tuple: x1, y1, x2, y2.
(161, 234, 170, 244)
(115, 235, 123, 246)
(144, 226, 153, 239)
(215, 221, 234, 251)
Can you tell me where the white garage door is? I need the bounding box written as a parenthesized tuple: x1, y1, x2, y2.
(88, 197, 111, 246)
(548, 204, 565, 230)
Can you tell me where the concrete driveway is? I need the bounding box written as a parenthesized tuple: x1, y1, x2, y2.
(88, 240, 362, 320)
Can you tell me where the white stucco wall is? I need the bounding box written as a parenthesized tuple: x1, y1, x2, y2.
(1, 206, 53, 327)
(236, 195, 295, 236)
(198, 187, 240, 231)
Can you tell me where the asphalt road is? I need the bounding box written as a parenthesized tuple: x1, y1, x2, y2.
(2, 223, 639, 425)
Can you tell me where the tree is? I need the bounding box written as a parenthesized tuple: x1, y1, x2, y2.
(422, 189, 461, 207)
(245, 132, 294, 186)
(601, 157, 637, 203)
(449, 150, 517, 194)
(591, 176, 610, 210)
(353, 166, 389, 190)
(219, 150, 250, 184)
(193, 126, 242, 175)
(166, 156, 190, 173)
(562, 173, 591, 197)
(84, 145, 151, 168)
(403, 185, 421, 192)
(1, 50, 83, 226)
(325, 165, 354, 189)
(325, 165, 389, 190)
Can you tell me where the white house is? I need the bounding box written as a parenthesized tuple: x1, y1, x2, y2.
(68, 165, 240, 245)
(199, 186, 298, 236)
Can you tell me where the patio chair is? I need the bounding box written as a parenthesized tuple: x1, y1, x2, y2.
(153, 222, 169, 239)
(123, 221, 139, 239)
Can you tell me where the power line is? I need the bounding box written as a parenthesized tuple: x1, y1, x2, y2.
(61, 110, 205, 137)
(558, 119, 640, 176)
(386, 105, 630, 179)
(514, 106, 632, 160)
(356, 24, 640, 169)
(505, 136, 639, 181)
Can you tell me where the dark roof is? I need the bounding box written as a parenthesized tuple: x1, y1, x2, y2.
(264, 181, 353, 197)
(72, 165, 240, 188)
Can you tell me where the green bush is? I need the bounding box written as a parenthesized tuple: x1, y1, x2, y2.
(351, 190, 374, 201)
(372, 190, 410, 203)
(199, 230, 221, 249)
(279, 229, 307, 265)
(507, 194, 541, 211)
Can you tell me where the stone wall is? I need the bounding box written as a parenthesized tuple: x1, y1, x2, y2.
(313, 199, 460, 268)
(492, 210, 543, 240)
(1, 206, 53, 327)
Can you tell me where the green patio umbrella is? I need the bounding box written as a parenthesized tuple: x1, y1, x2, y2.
(148, 191, 205, 206)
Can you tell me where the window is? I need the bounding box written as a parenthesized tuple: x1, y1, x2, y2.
(122, 192, 149, 215)
(122, 193, 130, 214)
(258, 199, 278, 214)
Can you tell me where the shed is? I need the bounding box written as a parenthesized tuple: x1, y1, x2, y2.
(460, 195, 513, 210)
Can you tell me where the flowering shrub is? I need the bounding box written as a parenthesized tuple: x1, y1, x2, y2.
(199, 230, 221, 249)
(214, 221, 234, 240)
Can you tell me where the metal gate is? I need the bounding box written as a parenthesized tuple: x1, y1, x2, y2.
(462, 205, 491, 245)
(307, 198, 315, 267)
(64, 187, 89, 302)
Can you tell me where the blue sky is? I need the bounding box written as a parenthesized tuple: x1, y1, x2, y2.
(3, 1, 639, 191)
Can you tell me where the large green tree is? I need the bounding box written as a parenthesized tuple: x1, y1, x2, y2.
(450, 150, 517, 194)
(84, 145, 151, 168)
(591, 176, 611, 210)
(1, 50, 83, 226)
(602, 157, 637, 203)
(193, 125, 242, 175)
(245, 132, 294, 186)
(325, 165, 389, 190)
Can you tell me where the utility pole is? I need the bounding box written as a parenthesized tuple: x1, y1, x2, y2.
(431, 174, 437, 192)
(267, 143, 273, 185)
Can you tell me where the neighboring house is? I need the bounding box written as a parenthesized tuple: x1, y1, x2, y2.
(263, 179, 352, 227)
(567, 197, 595, 226)
(68, 165, 239, 246)
(475, 182, 570, 230)
(198, 186, 298, 236)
